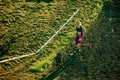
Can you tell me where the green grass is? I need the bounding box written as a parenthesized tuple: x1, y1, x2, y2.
(28, 0, 103, 73)
(29, 27, 75, 73)
(29, 57, 53, 72)
(0, 0, 104, 79)
(0, 0, 103, 58)
(54, 1, 120, 79)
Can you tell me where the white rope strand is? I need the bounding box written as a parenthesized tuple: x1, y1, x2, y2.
(0, 8, 80, 63)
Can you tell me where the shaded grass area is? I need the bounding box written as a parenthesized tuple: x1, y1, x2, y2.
(0, 0, 104, 79)
(47, 1, 119, 80)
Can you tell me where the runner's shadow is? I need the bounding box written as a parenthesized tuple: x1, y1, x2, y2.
(40, 54, 75, 80)
(40, 39, 76, 80)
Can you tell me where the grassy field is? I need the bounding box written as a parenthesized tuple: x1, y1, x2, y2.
(50, 1, 120, 80)
(0, 0, 114, 79)
(0, 0, 103, 58)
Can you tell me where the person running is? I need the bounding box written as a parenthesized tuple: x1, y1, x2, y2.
(75, 21, 86, 51)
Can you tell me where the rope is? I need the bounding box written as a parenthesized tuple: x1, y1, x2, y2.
(0, 8, 80, 63)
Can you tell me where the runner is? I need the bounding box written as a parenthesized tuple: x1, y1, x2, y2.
(75, 21, 86, 51)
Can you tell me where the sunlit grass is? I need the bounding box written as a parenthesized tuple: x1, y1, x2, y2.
(0, 0, 104, 79)
(29, 27, 75, 72)
(29, 57, 53, 72)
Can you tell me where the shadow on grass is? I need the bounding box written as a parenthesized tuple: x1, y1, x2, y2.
(40, 38, 77, 80)
(40, 52, 76, 80)
(41, 1, 120, 80)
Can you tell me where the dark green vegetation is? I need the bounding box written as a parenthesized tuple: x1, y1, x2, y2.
(0, 0, 119, 80)
(41, 1, 120, 79)
(49, 1, 120, 80)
